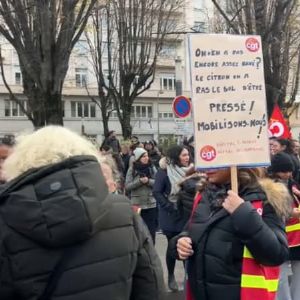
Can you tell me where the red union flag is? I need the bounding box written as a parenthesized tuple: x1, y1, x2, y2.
(268, 104, 291, 139)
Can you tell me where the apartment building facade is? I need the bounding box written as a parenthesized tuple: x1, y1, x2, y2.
(0, 1, 214, 144)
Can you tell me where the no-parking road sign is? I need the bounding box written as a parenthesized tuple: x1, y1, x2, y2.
(172, 95, 191, 118)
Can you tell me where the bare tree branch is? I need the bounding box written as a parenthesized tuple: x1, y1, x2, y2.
(0, 46, 34, 122)
(0, 0, 97, 127)
(211, 0, 240, 34)
(212, 0, 299, 116)
(87, 0, 183, 138)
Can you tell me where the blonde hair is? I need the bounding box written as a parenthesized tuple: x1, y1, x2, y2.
(3, 126, 104, 181)
(99, 154, 121, 184)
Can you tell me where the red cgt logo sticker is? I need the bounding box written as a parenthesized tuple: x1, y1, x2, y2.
(200, 145, 217, 162)
(245, 37, 260, 52)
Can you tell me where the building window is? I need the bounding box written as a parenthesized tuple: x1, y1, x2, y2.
(160, 44, 176, 58)
(159, 112, 174, 119)
(131, 105, 153, 118)
(193, 0, 204, 9)
(226, 0, 234, 14)
(160, 74, 176, 90)
(71, 101, 96, 118)
(90, 103, 96, 118)
(193, 21, 206, 33)
(75, 68, 88, 87)
(106, 103, 118, 118)
(148, 106, 153, 118)
(108, 104, 152, 119)
(15, 71, 22, 85)
(4, 100, 27, 117)
(14, 65, 22, 85)
(74, 39, 88, 56)
(103, 69, 110, 86)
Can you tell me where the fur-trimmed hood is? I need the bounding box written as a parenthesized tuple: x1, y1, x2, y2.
(159, 157, 168, 170)
(258, 178, 292, 219)
(3, 126, 103, 181)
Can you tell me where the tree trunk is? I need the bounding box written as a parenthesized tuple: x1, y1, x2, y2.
(266, 87, 277, 117)
(120, 109, 132, 139)
(22, 68, 63, 127)
(24, 87, 64, 127)
(45, 92, 64, 125)
(253, 0, 266, 35)
(0, 1, 97, 130)
(31, 109, 46, 129)
(102, 111, 110, 138)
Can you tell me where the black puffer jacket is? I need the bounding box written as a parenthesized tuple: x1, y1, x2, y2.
(177, 176, 200, 224)
(0, 156, 164, 300)
(148, 150, 161, 170)
(175, 180, 289, 300)
(177, 174, 207, 225)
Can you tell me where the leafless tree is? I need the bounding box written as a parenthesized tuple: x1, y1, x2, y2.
(285, 2, 300, 117)
(0, 0, 97, 128)
(86, 0, 183, 139)
(211, 0, 299, 116)
(85, 2, 115, 137)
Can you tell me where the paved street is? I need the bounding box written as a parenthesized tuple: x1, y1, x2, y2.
(155, 232, 185, 300)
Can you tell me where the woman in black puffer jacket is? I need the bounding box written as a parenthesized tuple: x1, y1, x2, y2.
(174, 167, 290, 300)
(177, 173, 207, 224)
(0, 126, 164, 300)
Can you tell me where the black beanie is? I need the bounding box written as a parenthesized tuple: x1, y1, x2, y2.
(270, 152, 294, 173)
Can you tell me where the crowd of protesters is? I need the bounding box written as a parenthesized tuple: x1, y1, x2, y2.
(0, 128, 300, 300)
(267, 137, 300, 300)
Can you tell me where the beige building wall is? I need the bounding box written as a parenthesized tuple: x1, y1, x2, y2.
(0, 0, 214, 143)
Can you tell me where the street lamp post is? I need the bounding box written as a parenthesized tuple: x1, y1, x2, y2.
(157, 90, 163, 143)
(175, 56, 183, 144)
(175, 56, 182, 96)
(81, 117, 85, 135)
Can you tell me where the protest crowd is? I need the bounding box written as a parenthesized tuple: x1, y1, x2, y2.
(0, 126, 299, 300)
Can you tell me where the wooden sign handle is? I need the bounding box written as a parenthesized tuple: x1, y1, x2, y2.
(230, 166, 238, 193)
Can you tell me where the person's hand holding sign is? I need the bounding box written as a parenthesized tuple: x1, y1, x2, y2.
(223, 190, 244, 214)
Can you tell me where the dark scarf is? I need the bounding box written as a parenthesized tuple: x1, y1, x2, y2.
(204, 181, 262, 212)
(204, 183, 230, 211)
(133, 162, 152, 178)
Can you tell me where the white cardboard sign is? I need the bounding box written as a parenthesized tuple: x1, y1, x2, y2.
(188, 34, 270, 169)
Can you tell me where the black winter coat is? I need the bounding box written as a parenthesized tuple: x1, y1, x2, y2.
(287, 153, 300, 183)
(177, 176, 200, 224)
(153, 169, 185, 233)
(148, 150, 161, 170)
(0, 156, 164, 300)
(101, 136, 121, 153)
(172, 184, 289, 300)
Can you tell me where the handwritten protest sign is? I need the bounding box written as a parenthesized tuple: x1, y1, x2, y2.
(188, 34, 270, 169)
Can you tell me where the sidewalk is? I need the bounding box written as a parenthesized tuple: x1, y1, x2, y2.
(155, 232, 185, 300)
